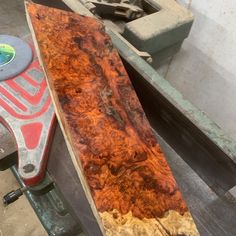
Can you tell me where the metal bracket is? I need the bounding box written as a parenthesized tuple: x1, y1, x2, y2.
(89, 0, 144, 20)
(0, 38, 56, 186)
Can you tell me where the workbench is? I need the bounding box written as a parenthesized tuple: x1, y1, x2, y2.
(0, 0, 236, 235)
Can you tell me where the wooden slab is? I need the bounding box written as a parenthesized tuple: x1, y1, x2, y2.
(25, 2, 199, 235)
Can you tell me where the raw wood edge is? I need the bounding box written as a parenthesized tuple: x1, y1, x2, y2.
(24, 2, 106, 235)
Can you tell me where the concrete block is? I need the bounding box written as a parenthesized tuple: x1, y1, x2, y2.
(123, 0, 193, 54)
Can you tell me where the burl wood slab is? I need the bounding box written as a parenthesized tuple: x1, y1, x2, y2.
(26, 2, 199, 235)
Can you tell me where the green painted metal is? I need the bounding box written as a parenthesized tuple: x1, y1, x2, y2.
(108, 28, 236, 164)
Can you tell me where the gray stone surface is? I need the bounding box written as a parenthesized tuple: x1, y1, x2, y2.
(123, 0, 193, 54)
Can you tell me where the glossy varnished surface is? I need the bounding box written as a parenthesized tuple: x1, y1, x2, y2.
(26, 2, 199, 235)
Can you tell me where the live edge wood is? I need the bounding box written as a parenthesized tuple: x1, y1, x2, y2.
(26, 2, 199, 235)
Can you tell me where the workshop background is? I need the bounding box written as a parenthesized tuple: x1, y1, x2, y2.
(0, 0, 235, 235)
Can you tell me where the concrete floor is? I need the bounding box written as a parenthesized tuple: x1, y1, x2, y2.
(0, 0, 47, 235)
(0, 0, 236, 235)
(166, 0, 236, 141)
(0, 170, 47, 236)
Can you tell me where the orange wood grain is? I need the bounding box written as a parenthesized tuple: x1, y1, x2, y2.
(26, 2, 199, 235)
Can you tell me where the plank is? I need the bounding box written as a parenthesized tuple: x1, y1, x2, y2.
(25, 2, 199, 235)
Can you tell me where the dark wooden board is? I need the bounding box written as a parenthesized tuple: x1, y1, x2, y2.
(26, 2, 199, 235)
